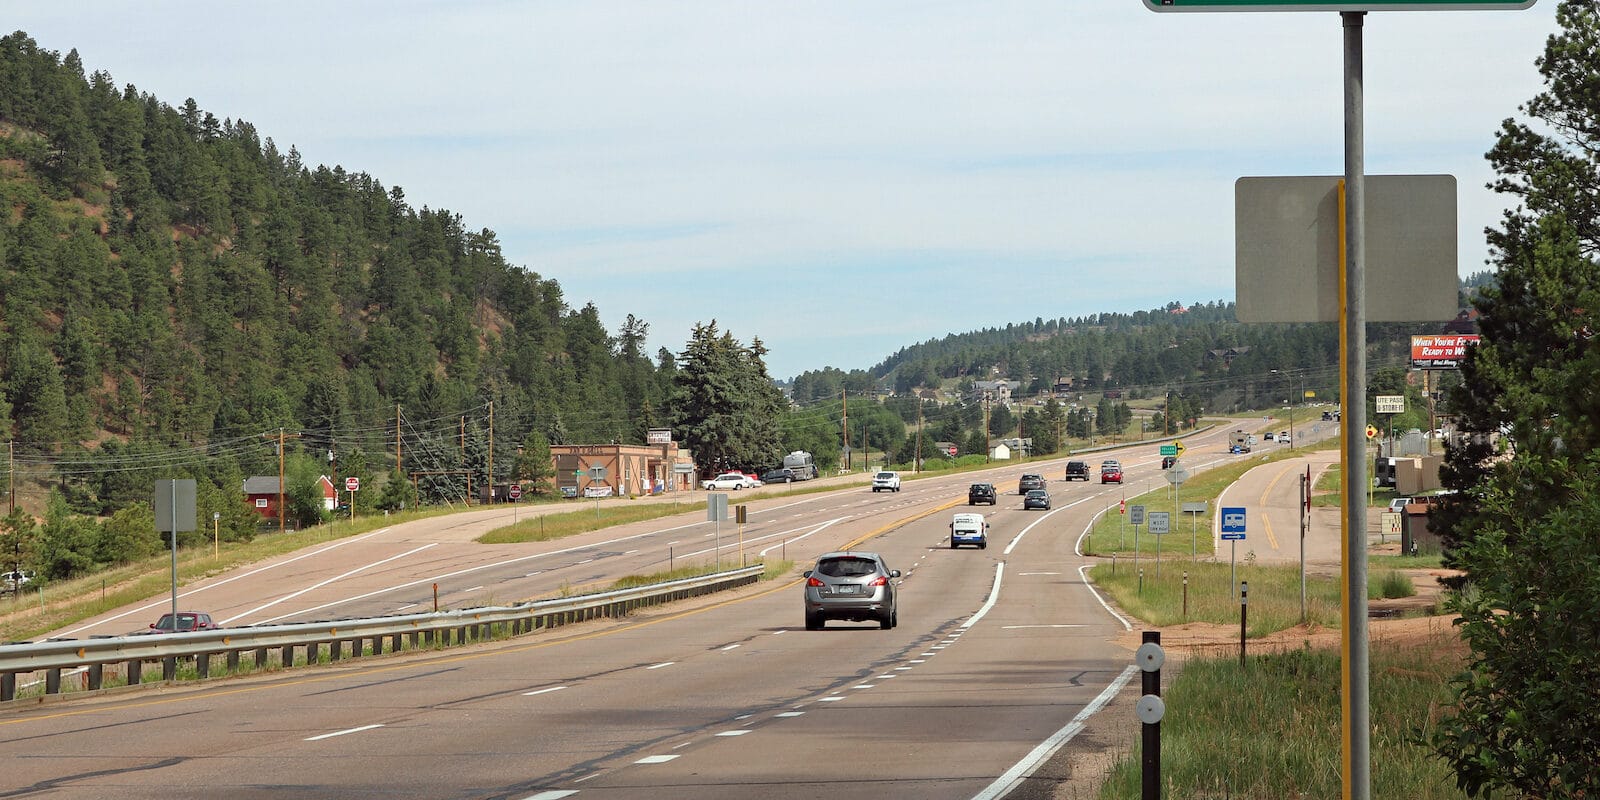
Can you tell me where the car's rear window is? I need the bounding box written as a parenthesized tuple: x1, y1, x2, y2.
(817, 557, 879, 578)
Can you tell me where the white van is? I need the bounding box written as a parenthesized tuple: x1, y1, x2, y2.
(950, 512, 988, 550)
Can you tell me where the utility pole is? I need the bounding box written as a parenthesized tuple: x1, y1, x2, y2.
(395, 404, 403, 475)
(983, 395, 991, 463)
(841, 390, 849, 472)
(487, 400, 495, 503)
(915, 401, 923, 473)
(7, 441, 12, 515)
(261, 429, 302, 535)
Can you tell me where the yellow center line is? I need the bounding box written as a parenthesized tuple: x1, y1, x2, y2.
(1256, 465, 1298, 551)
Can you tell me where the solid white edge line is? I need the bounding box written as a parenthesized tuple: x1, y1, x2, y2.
(522, 790, 579, 800)
(970, 665, 1138, 800)
(523, 686, 567, 696)
(1080, 561, 1134, 632)
(961, 562, 1005, 629)
(305, 723, 384, 741)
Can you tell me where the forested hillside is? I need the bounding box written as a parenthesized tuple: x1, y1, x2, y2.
(0, 31, 1471, 587)
(790, 301, 1452, 409)
(0, 34, 707, 553)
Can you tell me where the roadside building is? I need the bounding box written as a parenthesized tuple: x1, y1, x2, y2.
(242, 475, 336, 521)
(550, 443, 697, 498)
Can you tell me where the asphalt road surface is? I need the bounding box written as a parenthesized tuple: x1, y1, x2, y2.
(3, 423, 1268, 799)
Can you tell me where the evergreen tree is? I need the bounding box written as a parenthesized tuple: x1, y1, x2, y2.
(513, 430, 554, 494)
(670, 322, 783, 474)
(1428, 4, 1600, 793)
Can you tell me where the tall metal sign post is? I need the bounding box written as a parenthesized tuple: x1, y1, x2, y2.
(153, 480, 196, 629)
(1144, 3, 1536, 798)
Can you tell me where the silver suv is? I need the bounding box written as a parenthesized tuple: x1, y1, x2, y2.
(803, 551, 900, 630)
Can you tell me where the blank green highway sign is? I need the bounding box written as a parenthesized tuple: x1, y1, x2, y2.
(1145, 0, 1535, 10)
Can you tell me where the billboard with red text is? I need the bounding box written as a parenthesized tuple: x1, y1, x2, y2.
(1410, 334, 1479, 369)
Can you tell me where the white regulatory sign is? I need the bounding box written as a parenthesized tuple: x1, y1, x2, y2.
(1376, 395, 1405, 414)
(1147, 511, 1171, 535)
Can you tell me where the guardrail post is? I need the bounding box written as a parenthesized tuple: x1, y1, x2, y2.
(197, 653, 211, 678)
(279, 644, 294, 667)
(88, 662, 103, 690)
(45, 667, 61, 695)
(254, 647, 267, 669)
(162, 656, 176, 681)
(328, 640, 341, 662)
(227, 650, 240, 672)
(1, 671, 14, 701)
(126, 658, 142, 685)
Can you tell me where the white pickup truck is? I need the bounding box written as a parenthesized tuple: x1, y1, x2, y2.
(702, 472, 760, 490)
(871, 471, 901, 492)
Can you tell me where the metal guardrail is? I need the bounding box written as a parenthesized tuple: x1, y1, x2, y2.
(0, 565, 766, 703)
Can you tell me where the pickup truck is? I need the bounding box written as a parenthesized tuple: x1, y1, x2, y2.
(871, 471, 901, 492)
(702, 472, 761, 490)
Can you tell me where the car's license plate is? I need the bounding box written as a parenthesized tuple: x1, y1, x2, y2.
(835, 585, 858, 594)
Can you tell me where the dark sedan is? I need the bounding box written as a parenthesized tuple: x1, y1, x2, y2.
(1023, 489, 1051, 510)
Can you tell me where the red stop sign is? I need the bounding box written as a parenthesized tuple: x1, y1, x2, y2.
(345, 477, 360, 491)
(508, 485, 522, 499)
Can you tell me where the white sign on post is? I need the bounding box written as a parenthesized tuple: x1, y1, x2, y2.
(1375, 395, 1406, 414)
(1147, 512, 1171, 535)
(1129, 505, 1146, 526)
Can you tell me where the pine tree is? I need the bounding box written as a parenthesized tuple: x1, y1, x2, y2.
(1428, 3, 1600, 793)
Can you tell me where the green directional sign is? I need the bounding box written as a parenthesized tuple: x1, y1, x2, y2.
(1145, 0, 1535, 10)
(1160, 445, 1178, 456)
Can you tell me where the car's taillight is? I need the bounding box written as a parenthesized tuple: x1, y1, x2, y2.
(807, 576, 825, 587)
(869, 576, 888, 587)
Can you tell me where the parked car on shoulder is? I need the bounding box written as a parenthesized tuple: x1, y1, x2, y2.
(1064, 461, 1090, 481)
(1023, 489, 1051, 510)
(702, 472, 760, 490)
(761, 467, 797, 484)
(1018, 473, 1046, 494)
(871, 471, 901, 492)
(967, 483, 997, 505)
(803, 551, 899, 629)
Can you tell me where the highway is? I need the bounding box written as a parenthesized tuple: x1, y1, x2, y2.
(2, 424, 1264, 799)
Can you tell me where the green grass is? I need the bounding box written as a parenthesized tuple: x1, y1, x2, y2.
(1093, 630, 1476, 799)
(1089, 561, 1431, 633)
(478, 499, 708, 544)
(1082, 443, 1320, 563)
(0, 506, 457, 642)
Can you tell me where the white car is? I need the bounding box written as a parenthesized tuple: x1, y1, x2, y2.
(702, 472, 760, 490)
(871, 471, 901, 492)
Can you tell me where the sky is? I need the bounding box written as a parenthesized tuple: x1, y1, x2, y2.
(11, 1, 1561, 380)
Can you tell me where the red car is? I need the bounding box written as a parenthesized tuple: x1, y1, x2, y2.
(1100, 465, 1123, 484)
